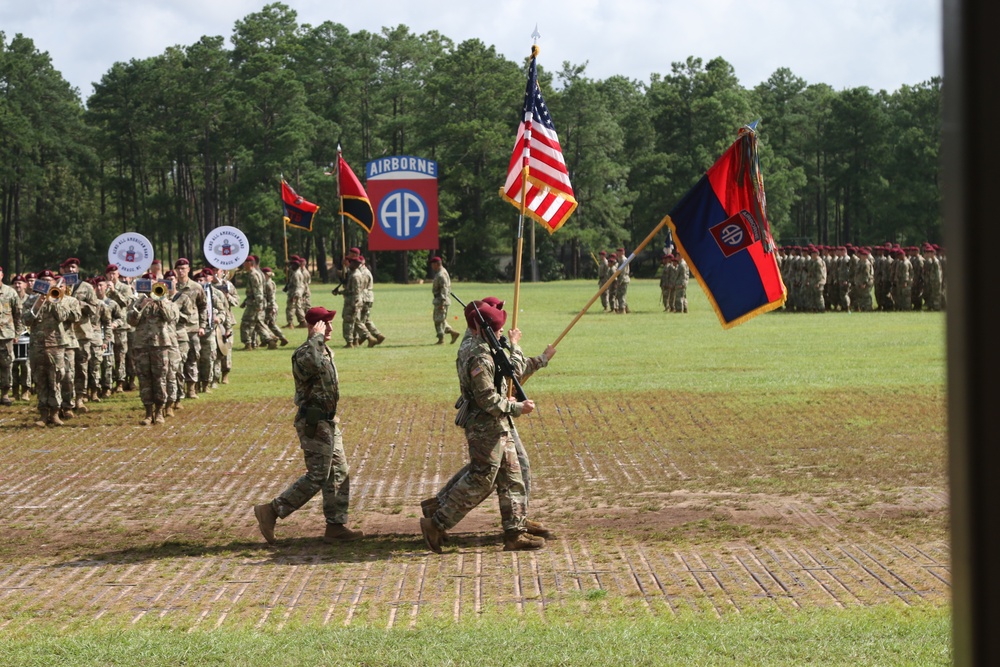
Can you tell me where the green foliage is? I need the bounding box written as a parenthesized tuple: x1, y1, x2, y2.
(0, 13, 943, 279)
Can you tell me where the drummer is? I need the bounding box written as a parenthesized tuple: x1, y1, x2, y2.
(10, 274, 31, 401)
(0, 265, 24, 407)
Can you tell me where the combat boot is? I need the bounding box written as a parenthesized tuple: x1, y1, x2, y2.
(13, 390, 23, 402)
(60, 407, 75, 420)
(374, 333, 386, 346)
(114, 381, 124, 394)
(503, 530, 545, 551)
(435, 335, 444, 345)
(75, 397, 89, 413)
(34, 407, 49, 428)
(221, 372, 229, 385)
(164, 403, 175, 418)
(266, 339, 279, 350)
(419, 517, 444, 554)
(153, 405, 165, 424)
(524, 519, 555, 539)
(450, 330, 460, 344)
(323, 523, 364, 543)
(140, 405, 154, 426)
(420, 497, 440, 518)
(279, 336, 289, 347)
(254, 503, 277, 544)
(344, 342, 355, 349)
(173, 400, 183, 411)
(48, 408, 64, 427)
(186, 382, 198, 399)
(0, 391, 11, 407)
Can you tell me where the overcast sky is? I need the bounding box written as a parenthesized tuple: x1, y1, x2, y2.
(2, 0, 941, 100)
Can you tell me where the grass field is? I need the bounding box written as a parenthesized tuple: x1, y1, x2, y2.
(0, 279, 949, 665)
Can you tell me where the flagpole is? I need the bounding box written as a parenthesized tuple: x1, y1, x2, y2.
(510, 41, 540, 332)
(550, 216, 669, 348)
(337, 145, 346, 280)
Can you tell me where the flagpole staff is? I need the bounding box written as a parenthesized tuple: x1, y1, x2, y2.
(511, 41, 540, 333)
(337, 145, 347, 280)
(551, 216, 669, 348)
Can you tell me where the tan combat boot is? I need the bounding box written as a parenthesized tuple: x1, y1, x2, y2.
(75, 397, 89, 414)
(524, 519, 555, 539)
(266, 339, 279, 350)
(279, 336, 289, 347)
(153, 404, 165, 424)
(323, 524, 364, 543)
(450, 330, 460, 344)
(164, 403, 175, 418)
(48, 408, 64, 426)
(139, 405, 154, 426)
(419, 517, 445, 554)
(60, 407, 75, 420)
(366, 336, 378, 348)
(0, 391, 11, 407)
(34, 407, 49, 428)
(435, 335, 444, 345)
(253, 503, 277, 544)
(173, 400, 183, 411)
(186, 382, 198, 400)
(503, 530, 545, 551)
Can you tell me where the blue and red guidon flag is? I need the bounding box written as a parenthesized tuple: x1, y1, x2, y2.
(667, 122, 786, 329)
(338, 155, 374, 233)
(281, 180, 320, 232)
(500, 45, 577, 233)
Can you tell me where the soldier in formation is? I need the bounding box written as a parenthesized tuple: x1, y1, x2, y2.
(659, 254, 689, 313)
(777, 242, 945, 313)
(420, 299, 544, 553)
(430, 256, 460, 345)
(597, 251, 612, 311)
(254, 306, 364, 545)
(240, 255, 278, 351)
(285, 256, 308, 328)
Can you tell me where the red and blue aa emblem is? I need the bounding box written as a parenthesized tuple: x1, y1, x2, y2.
(221, 241, 232, 256)
(125, 245, 136, 263)
(710, 210, 761, 258)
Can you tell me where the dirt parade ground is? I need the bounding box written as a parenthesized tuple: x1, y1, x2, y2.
(0, 388, 948, 630)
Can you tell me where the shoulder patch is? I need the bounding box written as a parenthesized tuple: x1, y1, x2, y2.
(470, 365, 483, 378)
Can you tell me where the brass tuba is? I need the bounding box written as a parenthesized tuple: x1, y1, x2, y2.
(47, 285, 64, 301)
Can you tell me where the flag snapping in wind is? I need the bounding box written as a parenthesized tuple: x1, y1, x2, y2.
(667, 122, 786, 329)
(500, 45, 577, 233)
(338, 155, 374, 233)
(281, 180, 319, 232)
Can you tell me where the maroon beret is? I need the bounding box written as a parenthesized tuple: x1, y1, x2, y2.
(481, 296, 505, 310)
(174, 258, 190, 268)
(105, 264, 119, 273)
(430, 256, 442, 263)
(37, 270, 56, 279)
(464, 301, 507, 331)
(60, 257, 81, 268)
(305, 306, 336, 325)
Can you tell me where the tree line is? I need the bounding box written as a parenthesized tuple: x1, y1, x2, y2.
(0, 2, 941, 283)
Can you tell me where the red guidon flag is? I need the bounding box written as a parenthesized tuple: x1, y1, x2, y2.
(667, 122, 786, 329)
(500, 45, 577, 234)
(281, 180, 319, 232)
(338, 155, 374, 233)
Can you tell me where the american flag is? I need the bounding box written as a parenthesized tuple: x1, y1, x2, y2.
(500, 49, 577, 233)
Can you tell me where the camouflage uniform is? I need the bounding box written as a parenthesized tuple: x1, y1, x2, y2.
(429, 331, 529, 535)
(659, 260, 674, 311)
(269, 333, 353, 526)
(285, 264, 306, 327)
(805, 252, 827, 312)
(12, 291, 30, 399)
(107, 278, 135, 389)
(87, 294, 111, 398)
(598, 256, 612, 311)
(341, 265, 362, 346)
(240, 266, 276, 347)
(922, 252, 943, 311)
(198, 282, 227, 391)
(432, 265, 459, 342)
(0, 282, 23, 403)
(24, 294, 77, 419)
(213, 275, 239, 383)
(908, 250, 925, 311)
(59, 294, 83, 413)
(300, 263, 313, 311)
(851, 252, 875, 312)
(435, 330, 549, 510)
(68, 279, 100, 407)
(891, 253, 913, 311)
(353, 262, 382, 345)
(100, 297, 125, 394)
(616, 254, 631, 313)
(127, 297, 180, 413)
(175, 276, 207, 388)
(260, 273, 288, 345)
(671, 258, 690, 313)
(169, 289, 196, 407)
